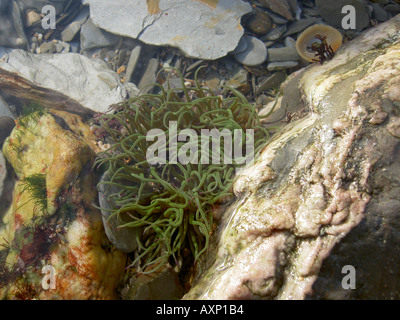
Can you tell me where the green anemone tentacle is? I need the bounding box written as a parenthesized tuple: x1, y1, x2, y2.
(94, 67, 273, 273)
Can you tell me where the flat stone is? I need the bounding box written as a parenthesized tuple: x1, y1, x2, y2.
(125, 44, 142, 82)
(302, 7, 321, 17)
(0, 95, 14, 118)
(124, 81, 140, 98)
(255, 71, 286, 95)
(284, 36, 296, 48)
(17, 0, 68, 14)
(385, 4, 400, 15)
(267, 60, 298, 71)
(231, 36, 248, 55)
(0, 48, 127, 113)
(25, 9, 41, 27)
(80, 18, 120, 51)
(69, 42, 80, 53)
(98, 171, 139, 253)
(316, 0, 370, 31)
(234, 35, 268, 66)
(54, 41, 70, 53)
(38, 41, 56, 54)
(259, 0, 294, 21)
(267, 47, 300, 62)
(0, 2, 27, 48)
(371, 3, 391, 22)
(225, 66, 250, 94)
(283, 18, 318, 37)
(61, 6, 90, 42)
(265, 10, 289, 24)
(138, 57, 160, 94)
(0, 116, 14, 146)
(84, 0, 252, 60)
(260, 24, 287, 41)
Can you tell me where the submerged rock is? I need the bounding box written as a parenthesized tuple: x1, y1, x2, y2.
(84, 0, 252, 60)
(0, 48, 127, 114)
(316, 0, 370, 31)
(121, 264, 184, 300)
(0, 112, 126, 299)
(184, 15, 400, 300)
(0, 151, 6, 201)
(0, 117, 14, 146)
(233, 36, 268, 66)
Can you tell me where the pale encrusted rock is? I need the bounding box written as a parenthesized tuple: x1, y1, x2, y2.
(184, 14, 400, 300)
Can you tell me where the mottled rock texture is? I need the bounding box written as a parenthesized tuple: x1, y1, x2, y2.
(184, 15, 400, 300)
(0, 113, 126, 299)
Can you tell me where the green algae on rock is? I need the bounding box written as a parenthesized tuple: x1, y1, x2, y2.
(0, 110, 126, 299)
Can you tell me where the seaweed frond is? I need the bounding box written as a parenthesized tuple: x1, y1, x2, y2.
(18, 103, 46, 129)
(20, 173, 48, 214)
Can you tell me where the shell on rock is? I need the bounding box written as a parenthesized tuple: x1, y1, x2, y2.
(296, 24, 343, 62)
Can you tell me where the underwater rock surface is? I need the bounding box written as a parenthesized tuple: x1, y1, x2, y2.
(0, 112, 126, 299)
(184, 14, 400, 300)
(84, 0, 252, 60)
(0, 48, 127, 114)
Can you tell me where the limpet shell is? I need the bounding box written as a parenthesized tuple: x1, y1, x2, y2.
(296, 24, 343, 62)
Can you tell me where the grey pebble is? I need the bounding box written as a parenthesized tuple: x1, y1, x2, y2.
(98, 171, 139, 253)
(61, 6, 90, 42)
(231, 36, 249, 55)
(138, 57, 160, 94)
(0, 116, 15, 146)
(55, 41, 70, 53)
(80, 18, 120, 51)
(284, 37, 296, 48)
(267, 47, 300, 62)
(255, 71, 287, 96)
(371, 3, 391, 22)
(125, 45, 142, 82)
(260, 0, 294, 21)
(265, 9, 289, 24)
(69, 42, 80, 53)
(234, 35, 268, 67)
(38, 41, 56, 54)
(385, 4, 400, 15)
(260, 24, 287, 42)
(267, 61, 299, 71)
(283, 18, 318, 37)
(302, 7, 321, 17)
(316, 0, 370, 32)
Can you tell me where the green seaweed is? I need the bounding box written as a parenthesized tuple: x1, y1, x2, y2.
(20, 173, 48, 215)
(93, 68, 272, 273)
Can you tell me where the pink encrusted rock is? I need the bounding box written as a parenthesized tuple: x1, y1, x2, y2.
(184, 15, 400, 300)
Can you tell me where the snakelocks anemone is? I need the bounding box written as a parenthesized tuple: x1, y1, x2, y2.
(93, 68, 273, 274)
